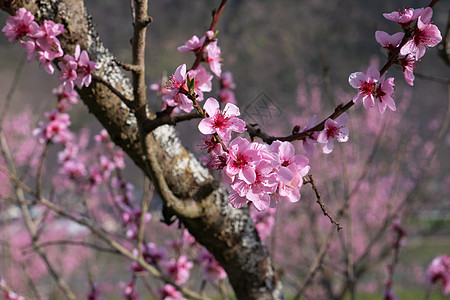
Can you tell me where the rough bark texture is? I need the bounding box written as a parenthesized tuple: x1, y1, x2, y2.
(1, 1, 284, 299)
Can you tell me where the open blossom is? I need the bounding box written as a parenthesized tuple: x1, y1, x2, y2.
(225, 137, 259, 183)
(426, 255, 450, 295)
(122, 278, 140, 300)
(32, 20, 65, 61)
(375, 31, 404, 52)
(73, 45, 97, 88)
(198, 98, 246, 143)
(251, 207, 276, 240)
(177, 34, 206, 53)
(2, 8, 40, 42)
(206, 41, 222, 76)
(269, 141, 310, 204)
(161, 255, 193, 286)
(197, 249, 227, 283)
(400, 8, 442, 60)
(164, 64, 210, 112)
(163, 64, 193, 112)
(375, 77, 396, 114)
(229, 159, 278, 210)
(158, 284, 186, 300)
(317, 113, 349, 154)
(399, 55, 416, 86)
(301, 115, 318, 157)
(187, 65, 213, 101)
(383, 7, 424, 24)
(349, 66, 380, 109)
(33, 110, 72, 143)
(349, 66, 395, 114)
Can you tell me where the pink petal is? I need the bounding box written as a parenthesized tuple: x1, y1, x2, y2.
(223, 103, 240, 118)
(198, 118, 216, 135)
(349, 72, 366, 88)
(278, 141, 295, 161)
(366, 66, 380, 80)
(277, 166, 293, 182)
(240, 167, 256, 184)
(228, 191, 248, 208)
(203, 98, 220, 116)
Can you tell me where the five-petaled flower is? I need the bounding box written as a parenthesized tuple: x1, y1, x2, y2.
(198, 98, 246, 143)
(317, 113, 349, 154)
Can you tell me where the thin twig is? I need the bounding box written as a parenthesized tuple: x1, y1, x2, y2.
(293, 231, 334, 300)
(305, 175, 342, 231)
(191, 0, 228, 71)
(23, 240, 120, 255)
(0, 53, 26, 123)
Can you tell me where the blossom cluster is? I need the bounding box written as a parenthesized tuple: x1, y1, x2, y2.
(349, 7, 442, 114)
(426, 255, 450, 295)
(125, 228, 226, 300)
(161, 30, 356, 209)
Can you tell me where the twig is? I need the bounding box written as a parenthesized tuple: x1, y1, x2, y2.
(23, 240, 120, 255)
(0, 133, 77, 300)
(137, 176, 153, 259)
(293, 231, 334, 300)
(0, 53, 26, 123)
(0, 161, 208, 300)
(142, 111, 202, 133)
(35, 140, 50, 199)
(305, 175, 342, 231)
(191, 0, 228, 71)
(91, 74, 135, 109)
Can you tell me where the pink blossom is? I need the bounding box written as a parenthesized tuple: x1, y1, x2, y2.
(251, 207, 276, 240)
(225, 137, 261, 184)
(269, 140, 308, 182)
(177, 35, 205, 53)
(73, 45, 97, 88)
(349, 66, 380, 109)
(383, 7, 424, 24)
(375, 31, 404, 52)
(229, 160, 278, 210)
(122, 278, 140, 300)
(206, 41, 222, 76)
(197, 248, 227, 283)
(186, 65, 213, 101)
(33, 109, 72, 142)
(37, 51, 55, 74)
(198, 98, 246, 143)
(58, 59, 78, 91)
(301, 115, 318, 157)
(32, 20, 65, 61)
(61, 160, 86, 180)
(400, 8, 442, 59)
(317, 113, 349, 154)
(375, 76, 396, 114)
(2, 8, 39, 43)
(399, 55, 416, 86)
(158, 284, 186, 300)
(145, 242, 168, 264)
(220, 71, 236, 89)
(163, 64, 193, 112)
(94, 129, 109, 143)
(218, 88, 237, 105)
(269, 141, 310, 204)
(161, 255, 193, 285)
(20, 38, 37, 61)
(426, 255, 450, 295)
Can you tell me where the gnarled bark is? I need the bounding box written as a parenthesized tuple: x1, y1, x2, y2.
(1, 0, 284, 298)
